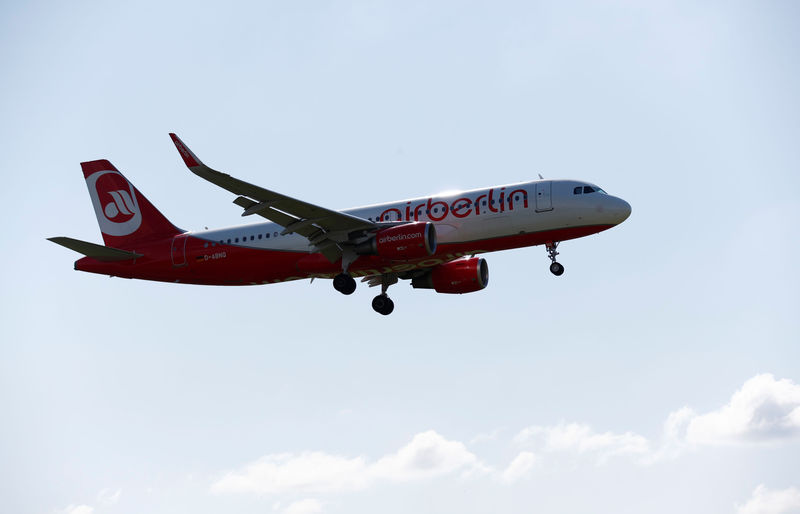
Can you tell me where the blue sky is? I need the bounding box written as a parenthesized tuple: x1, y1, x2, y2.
(1, 1, 799, 514)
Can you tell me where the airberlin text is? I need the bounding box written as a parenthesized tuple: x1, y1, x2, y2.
(378, 232, 422, 244)
(378, 187, 528, 222)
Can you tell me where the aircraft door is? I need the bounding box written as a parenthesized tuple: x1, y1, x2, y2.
(171, 234, 188, 267)
(535, 182, 553, 212)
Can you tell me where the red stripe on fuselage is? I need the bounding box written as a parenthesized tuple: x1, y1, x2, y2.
(75, 224, 614, 285)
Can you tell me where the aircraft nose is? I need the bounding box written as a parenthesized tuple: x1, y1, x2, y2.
(617, 198, 631, 223)
(610, 197, 632, 224)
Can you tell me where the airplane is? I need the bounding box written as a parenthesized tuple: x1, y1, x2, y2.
(49, 134, 632, 315)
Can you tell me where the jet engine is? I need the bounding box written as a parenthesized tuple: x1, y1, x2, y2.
(355, 222, 437, 261)
(411, 257, 489, 294)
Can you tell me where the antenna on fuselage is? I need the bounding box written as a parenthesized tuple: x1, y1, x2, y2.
(538, 173, 544, 179)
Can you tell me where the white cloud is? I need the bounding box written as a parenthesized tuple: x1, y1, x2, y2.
(737, 485, 800, 514)
(644, 406, 696, 463)
(212, 451, 369, 495)
(58, 488, 120, 514)
(500, 452, 536, 484)
(212, 374, 800, 500)
(283, 498, 324, 514)
(58, 506, 94, 514)
(96, 488, 122, 506)
(370, 431, 487, 481)
(514, 423, 650, 464)
(662, 406, 696, 442)
(511, 374, 800, 465)
(683, 374, 800, 445)
(212, 430, 486, 495)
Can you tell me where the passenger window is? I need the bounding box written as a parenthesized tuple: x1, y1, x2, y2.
(203, 242, 208, 248)
(574, 187, 582, 194)
(258, 234, 262, 239)
(250, 235, 254, 241)
(266, 233, 270, 238)
(235, 238, 239, 243)
(227, 238, 231, 243)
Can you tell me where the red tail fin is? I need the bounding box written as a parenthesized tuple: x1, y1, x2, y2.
(81, 160, 182, 248)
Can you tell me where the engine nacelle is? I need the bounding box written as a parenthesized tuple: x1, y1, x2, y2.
(412, 257, 489, 294)
(355, 222, 437, 261)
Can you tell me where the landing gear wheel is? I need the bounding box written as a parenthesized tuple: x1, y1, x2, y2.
(333, 273, 356, 295)
(549, 262, 565, 276)
(372, 294, 395, 315)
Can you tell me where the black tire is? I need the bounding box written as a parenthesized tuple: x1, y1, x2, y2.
(334, 273, 356, 295)
(550, 262, 565, 276)
(372, 295, 394, 315)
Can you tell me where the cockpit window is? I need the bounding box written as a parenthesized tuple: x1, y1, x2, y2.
(582, 186, 608, 194)
(573, 186, 582, 195)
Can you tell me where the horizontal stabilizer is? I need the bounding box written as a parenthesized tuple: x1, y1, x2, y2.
(48, 237, 143, 261)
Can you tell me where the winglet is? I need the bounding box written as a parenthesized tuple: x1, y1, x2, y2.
(169, 133, 203, 168)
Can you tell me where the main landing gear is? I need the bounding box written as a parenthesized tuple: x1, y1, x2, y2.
(546, 241, 565, 276)
(371, 294, 394, 316)
(333, 248, 358, 295)
(332, 267, 397, 316)
(333, 273, 356, 295)
(332, 272, 395, 316)
(371, 274, 398, 316)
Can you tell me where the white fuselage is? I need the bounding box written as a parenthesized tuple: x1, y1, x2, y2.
(190, 179, 631, 252)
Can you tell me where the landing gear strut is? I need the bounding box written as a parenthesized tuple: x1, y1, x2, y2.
(333, 273, 356, 295)
(546, 242, 565, 276)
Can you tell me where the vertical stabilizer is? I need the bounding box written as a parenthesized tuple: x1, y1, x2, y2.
(81, 160, 182, 248)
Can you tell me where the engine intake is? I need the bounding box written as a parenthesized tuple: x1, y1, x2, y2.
(412, 257, 489, 294)
(355, 222, 437, 261)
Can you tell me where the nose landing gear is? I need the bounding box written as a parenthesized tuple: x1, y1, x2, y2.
(546, 241, 565, 276)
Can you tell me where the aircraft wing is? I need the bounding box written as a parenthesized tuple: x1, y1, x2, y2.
(169, 133, 378, 262)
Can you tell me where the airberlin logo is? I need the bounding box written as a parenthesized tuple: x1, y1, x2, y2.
(378, 232, 422, 244)
(85, 170, 142, 237)
(104, 190, 136, 219)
